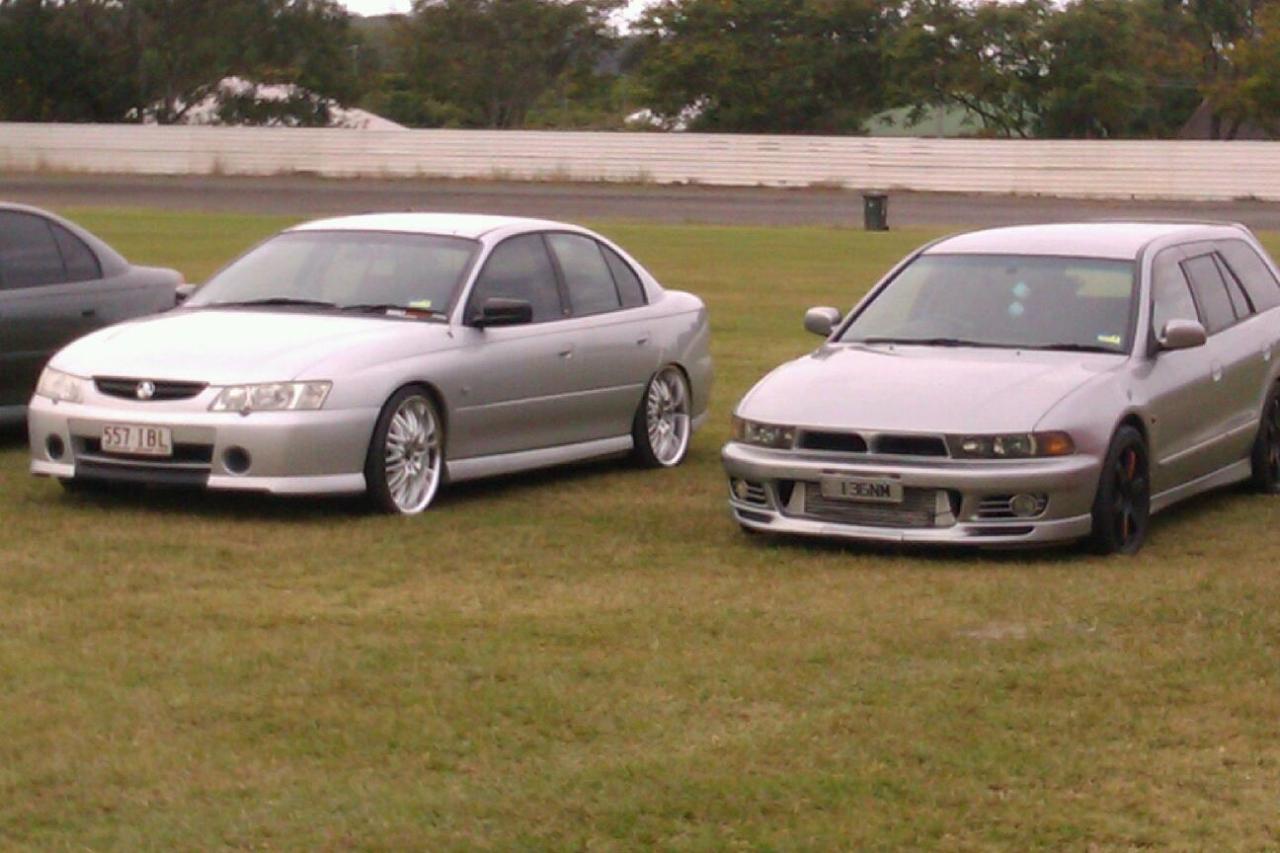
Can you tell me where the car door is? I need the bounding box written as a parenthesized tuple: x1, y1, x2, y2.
(544, 232, 659, 441)
(1138, 246, 1221, 492)
(446, 233, 582, 460)
(1181, 249, 1268, 469)
(0, 210, 105, 407)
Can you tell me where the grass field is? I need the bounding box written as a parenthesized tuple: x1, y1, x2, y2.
(3, 210, 1280, 848)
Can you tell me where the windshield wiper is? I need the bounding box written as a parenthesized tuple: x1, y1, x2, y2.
(1032, 343, 1121, 353)
(341, 303, 446, 318)
(853, 336, 1004, 348)
(208, 297, 339, 310)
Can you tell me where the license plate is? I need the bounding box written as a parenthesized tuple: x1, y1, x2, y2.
(820, 477, 903, 504)
(101, 424, 173, 457)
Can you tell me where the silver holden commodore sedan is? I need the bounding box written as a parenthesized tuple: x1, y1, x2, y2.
(28, 214, 712, 514)
(723, 222, 1280, 554)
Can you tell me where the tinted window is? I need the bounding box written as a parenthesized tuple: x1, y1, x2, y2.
(50, 222, 101, 283)
(547, 233, 620, 316)
(0, 211, 66, 289)
(1151, 251, 1199, 336)
(468, 234, 564, 323)
(1182, 254, 1236, 334)
(839, 254, 1137, 353)
(601, 244, 647, 308)
(1218, 240, 1280, 312)
(1214, 254, 1253, 319)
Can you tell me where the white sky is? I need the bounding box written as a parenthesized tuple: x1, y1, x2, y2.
(337, 0, 652, 19)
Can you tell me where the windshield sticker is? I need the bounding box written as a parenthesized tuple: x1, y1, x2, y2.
(1008, 301, 1026, 317)
(409, 300, 433, 310)
(1012, 281, 1031, 300)
(1097, 333, 1122, 346)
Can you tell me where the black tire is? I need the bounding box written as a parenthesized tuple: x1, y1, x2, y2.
(1088, 426, 1151, 555)
(364, 386, 445, 515)
(632, 365, 692, 469)
(1250, 383, 1280, 494)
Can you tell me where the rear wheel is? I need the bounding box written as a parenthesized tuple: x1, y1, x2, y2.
(632, 365, 692, 468)
(365, 387, 444, 515)
(1250, 384, 1280, 493)
(1088, 426, 1151, 555)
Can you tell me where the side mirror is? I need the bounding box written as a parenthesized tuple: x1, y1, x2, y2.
(175, 282, 197, 305)
(1158, 318, 1207, 352)
(804, 306, 842, 337)
(472, 297, 533, 328)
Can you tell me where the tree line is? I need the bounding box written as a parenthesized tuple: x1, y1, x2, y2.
(2, 0, 1277, 138)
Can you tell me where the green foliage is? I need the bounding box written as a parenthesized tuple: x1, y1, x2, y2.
(634, 0, 896, 133)
(389, 0, 620, 128)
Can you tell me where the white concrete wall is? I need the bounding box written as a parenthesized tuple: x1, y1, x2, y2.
(1, 122, 1277, 202)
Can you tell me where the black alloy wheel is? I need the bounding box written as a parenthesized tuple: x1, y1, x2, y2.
(1251, 384, 1280, 493)
(1089, 426, 1151, 555)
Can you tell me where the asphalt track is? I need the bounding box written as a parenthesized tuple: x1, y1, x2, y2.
(3, 173, 1280, 230)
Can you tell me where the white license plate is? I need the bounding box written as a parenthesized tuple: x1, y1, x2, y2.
(820, 477, 903, 504)
(100, 424, 173, 457)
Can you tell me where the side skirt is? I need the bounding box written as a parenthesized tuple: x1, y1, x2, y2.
(1151, 458, 1253, 515)
(446, 435, 634, 483)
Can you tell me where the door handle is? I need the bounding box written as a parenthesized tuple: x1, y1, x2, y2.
(81, 308, 97, 318)
(558, 345, 575, 359)
(636, 334, 651, 346)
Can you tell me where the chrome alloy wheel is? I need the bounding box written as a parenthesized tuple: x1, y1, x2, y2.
(383, 394, 442, 514)
(645, 366, 691, 466)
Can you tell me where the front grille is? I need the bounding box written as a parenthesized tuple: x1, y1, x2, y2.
(95, 377, 207, 401)
(79, 437, 214, 466)
(799, 431, 869, 453)
(873, 434, 949, 457)
(791, 482, 958, 529)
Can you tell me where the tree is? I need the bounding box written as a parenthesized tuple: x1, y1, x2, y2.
(634, 0, 895, 134)
(394, 0, 620, 128)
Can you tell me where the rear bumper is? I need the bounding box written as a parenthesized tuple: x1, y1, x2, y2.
(722, 441, 1101, 547)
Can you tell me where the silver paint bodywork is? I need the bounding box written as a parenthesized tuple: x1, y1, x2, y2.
(28, 214, 711, 496)
(723, 222, 1280, 546)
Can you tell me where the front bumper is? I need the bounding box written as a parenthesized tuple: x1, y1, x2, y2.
(28, 394, 378, 495)
(721, 441, 1101, 547)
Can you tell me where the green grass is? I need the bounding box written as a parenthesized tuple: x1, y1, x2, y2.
(3, 210, 1280, 848)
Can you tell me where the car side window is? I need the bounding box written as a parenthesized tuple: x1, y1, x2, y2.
(1217, 240, 1280, 313)
(1181, 254, 1236, 334)
(49, 221, 102, 283)
(547, 233, 621, 317)
(0, 211, 67, 289)
(1151, 250, 1199, 336)
(600, 244, 648, 308)
(468, 234, 564, 323)
(1213, 254, 1253, 320)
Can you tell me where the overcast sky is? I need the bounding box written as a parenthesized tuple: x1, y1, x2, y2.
(337, 0, 651, 19)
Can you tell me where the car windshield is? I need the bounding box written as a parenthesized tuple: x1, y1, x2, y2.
(188, 230, 481, 314)
(839, 254, 1137, 353)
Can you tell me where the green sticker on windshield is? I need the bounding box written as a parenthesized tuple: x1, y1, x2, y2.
(1097, 333, 1121, 346)
(409, 300, 433, 310)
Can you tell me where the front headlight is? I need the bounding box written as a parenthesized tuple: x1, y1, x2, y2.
(209, 381, 332, 413)
(732, 415, 797, 449)
(948, 431, 1075, 459)
(35, 367, 88, 404)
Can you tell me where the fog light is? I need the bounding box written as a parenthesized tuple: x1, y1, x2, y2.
(222, 446, 251, 475)
(46, 434, 65, 460)
(731, 478, 750, 501)
(1010, 493, 1044, 518)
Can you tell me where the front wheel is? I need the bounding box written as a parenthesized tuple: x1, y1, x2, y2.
(1250, 384, 1280, 493)
(632, 365, 692, 468)
(1088, 426, 1151, 555)
(365, 387, 444, 515)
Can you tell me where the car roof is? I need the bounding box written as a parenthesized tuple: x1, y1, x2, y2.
(924, 222, 1248, 260)
(287, 212, 575, 240)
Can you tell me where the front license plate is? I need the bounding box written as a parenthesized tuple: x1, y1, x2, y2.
(101, 424, 173, 457)
(820, 477, 903, 504)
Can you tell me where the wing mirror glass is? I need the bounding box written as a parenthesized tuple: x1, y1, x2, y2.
(473, 297, 533, 328)
(804, 306, 842, 337)
(1159, 318, 1207, 352)
(175, 282, 197, 305)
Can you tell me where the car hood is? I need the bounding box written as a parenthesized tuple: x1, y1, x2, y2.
(738, 344, 1123, 433)
(51, 309, 455, 384)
